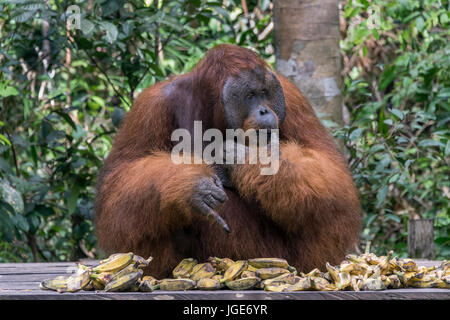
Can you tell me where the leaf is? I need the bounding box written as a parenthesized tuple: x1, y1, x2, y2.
(0, 134, 11, 146)
(0, 85, 19, 97)
(376, 185, 389, 208)
(100, 21, 118, 44)
(349, 128, 363, 141)
(385, 214, 401, 223)
(67, 185, 81, 214)
(415, 17, 425, 32)
(390, 108, 404, 120)
(379, 66, 396, 91)
(81, 19, 95, 36)
(112, 107, 125, 128)
(13, 213, 29, 232)
(418, 139, 444, 148)
(445, 140, 450, 156)
(0, 180, 24, 214)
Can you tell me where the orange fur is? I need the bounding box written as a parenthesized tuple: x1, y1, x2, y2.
(95, 44, 361, 277)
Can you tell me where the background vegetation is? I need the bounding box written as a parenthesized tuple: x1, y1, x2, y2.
(0, 0, 448, 262)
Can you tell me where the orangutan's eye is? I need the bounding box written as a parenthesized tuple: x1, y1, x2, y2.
(247, 91, 256, 99)
(261, 89, 268, 96)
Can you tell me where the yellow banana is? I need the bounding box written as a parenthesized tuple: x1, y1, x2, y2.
(190, 263, 216, 281)
(255, 267, 289, 280)
(104, 270, 142, 292)
(362, 278, 385, 291)
(66, 269, 92, 293)
(109, 263, 140, 282)
(283, 277, 311, 292)
(263, 273, 295, 286)
(139, 279, 157, 292)
(93, 252, 134, 273)
(248, 258, 289, 269)
(221, 260, 247, 283)
(226, 277, 260, 290)
(196, 278, 221, 290)
(311, 277, 336, 291)
(172, 258, 198, 278)
(325, 262, 339, 283)
(208, 257, 235, 273)
(133, 255, 153, 269)
(90, 272, 115, 286)
(159, 278, 196, 291)
(39, 276, 68, 291)
(240, 271, 256, 278)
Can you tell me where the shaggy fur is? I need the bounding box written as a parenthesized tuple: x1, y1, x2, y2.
(95, 44, 361, 278)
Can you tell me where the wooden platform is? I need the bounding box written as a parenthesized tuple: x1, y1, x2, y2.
(1, 260, 449, 300)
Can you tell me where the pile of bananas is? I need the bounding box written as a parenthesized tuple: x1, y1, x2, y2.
(40, 251, 450, 293)
(40, 252, 153, 293)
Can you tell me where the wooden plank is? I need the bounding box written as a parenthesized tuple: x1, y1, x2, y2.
(0, 289, 449, 300)
(0, 260, 449, 300)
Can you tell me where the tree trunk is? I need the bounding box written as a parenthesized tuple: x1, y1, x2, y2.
(273, 0, 343, 124)
(408, 219, 435, 259)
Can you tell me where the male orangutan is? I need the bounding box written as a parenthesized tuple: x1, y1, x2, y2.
(95, 44, 361, 278)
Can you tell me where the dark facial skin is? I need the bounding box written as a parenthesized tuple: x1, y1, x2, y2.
(221, 66, 286, 130)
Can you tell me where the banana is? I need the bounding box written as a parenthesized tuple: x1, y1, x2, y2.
(311, 277, 336, 291)
(40, 276, 68, 291)
(197, 278, 221, 290)
(142, 275, 159, 286)
(83, 280, 95, 291)
(263, 273, 296, 286)
(104, 270, 143, 292)
(159, 279, 196, 291)
(241, 271, 256, 278)
(172, 258, 198, 278)
(109, 263, 141, 282)
(400, 259, 418, 272)
(90, 272, 115, 286)
(350, 275, 362, 291)
(139, 279, 157, 292)
(336, 272, 351, 290)
(99, 253, 122, 264)
(246, 265, 259, 272)
(93, 252, 134, 273)
(133, 255, 153, 269)
(248, 258, 289, 269)
(325, 262, 339, 283)
(255, 267, 289, 280)
(377, 250, 393, 274)
(362, 278, 385, 291)
(283, 276, 311, 291)
(287, 265, 297, 275)
(190, 263, 216, 281)
(65, 268, 92, 293)
(226, 277, 260, 290)
(221, 260, 248, 283)
(92, 278, 105, 290)
(212, 274, 223, 282)
(208, 257, 235, 273)
(264, 283, 291, 292)
(387, 275, 402, 289)
(305, 268, 321, 277)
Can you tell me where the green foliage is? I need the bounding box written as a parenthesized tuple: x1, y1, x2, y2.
(339, 0, 449, 259)
(0, 0, 273, 262)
